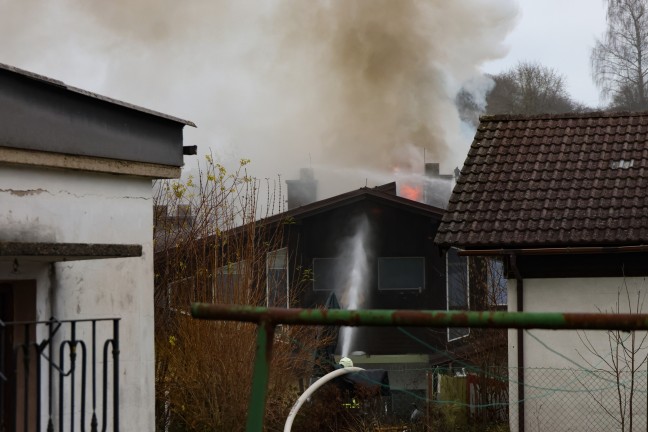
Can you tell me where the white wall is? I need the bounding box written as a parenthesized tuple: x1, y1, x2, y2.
(508, 276, 648, 432)
(0, 165, 155, 431)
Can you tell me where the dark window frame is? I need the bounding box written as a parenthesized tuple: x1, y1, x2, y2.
(377, 257, 425, 291)
(266, 248, 289, 308)
(446, 247, 470, 341)
(312, 257, 342, 292)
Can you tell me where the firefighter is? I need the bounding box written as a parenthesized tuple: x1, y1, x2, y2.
(337, 357, 360, 409)
(339, 357, 354, 368)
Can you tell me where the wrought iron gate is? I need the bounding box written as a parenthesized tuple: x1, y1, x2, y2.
(0, 317, 120, 432)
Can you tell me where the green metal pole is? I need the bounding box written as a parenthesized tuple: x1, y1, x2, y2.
(246, 320, 275, 432)
(192, 303, 648, 331)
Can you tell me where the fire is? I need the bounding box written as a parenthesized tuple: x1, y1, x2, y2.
(400, 183, 422, 201)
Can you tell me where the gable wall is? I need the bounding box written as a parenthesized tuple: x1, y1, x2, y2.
(0, 164, 155, 431)
(507, 276, 648, 432)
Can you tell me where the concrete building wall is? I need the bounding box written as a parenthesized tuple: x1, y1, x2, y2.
(508, 276, 648, 432)
(0, 164, 155, 431)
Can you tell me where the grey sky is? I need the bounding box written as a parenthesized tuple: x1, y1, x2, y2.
(0, 0, 610, 199)
(483, 0, 608, 108)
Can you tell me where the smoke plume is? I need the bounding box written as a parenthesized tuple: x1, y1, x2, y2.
(0, 0, 518, 199)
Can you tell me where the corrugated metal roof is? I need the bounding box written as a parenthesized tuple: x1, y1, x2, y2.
(435, 111, 648, 248)
(0, 62, 196, 127)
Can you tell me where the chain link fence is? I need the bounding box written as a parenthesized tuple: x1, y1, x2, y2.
(407, 366, 648, 432)
(509, 367, 648, 432)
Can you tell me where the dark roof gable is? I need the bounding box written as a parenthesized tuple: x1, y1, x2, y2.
(273, 183, 445, 222)
(435, 111, 648, 249)
(210, 183, 444, 242)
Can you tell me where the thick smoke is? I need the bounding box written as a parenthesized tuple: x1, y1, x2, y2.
(0, 0, 518, 199)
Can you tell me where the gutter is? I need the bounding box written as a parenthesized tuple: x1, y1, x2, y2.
(458, 244, 648, 257)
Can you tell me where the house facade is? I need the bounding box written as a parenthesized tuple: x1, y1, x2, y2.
(226, 182, 472, 416)
(435, 112, 648, 432)
(0, 63, 194, 431)
(277, 183, 454, 355)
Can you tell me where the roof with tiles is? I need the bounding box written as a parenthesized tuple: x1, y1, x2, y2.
(434, 111, 648, 249)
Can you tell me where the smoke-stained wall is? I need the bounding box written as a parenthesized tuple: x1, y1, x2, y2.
(0, 0, 518, 199)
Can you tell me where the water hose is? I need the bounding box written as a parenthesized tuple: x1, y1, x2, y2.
(283, 366, 365, 432)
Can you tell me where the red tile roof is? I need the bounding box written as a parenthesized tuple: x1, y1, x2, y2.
(435, 111, 648, 248)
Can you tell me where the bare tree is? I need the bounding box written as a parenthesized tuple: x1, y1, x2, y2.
(592, 0, 648, 111)
(577, 281, 648, 432)
(485, 61, 581, 115)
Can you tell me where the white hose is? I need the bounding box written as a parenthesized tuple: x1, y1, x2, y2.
(283, 366, 365, 432)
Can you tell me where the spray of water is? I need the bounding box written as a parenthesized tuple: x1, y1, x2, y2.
(338, 215, 371, 357)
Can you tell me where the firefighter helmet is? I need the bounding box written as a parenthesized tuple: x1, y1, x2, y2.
(339, 357, 354, 368)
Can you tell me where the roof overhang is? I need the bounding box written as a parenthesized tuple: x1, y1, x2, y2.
(0, 63, 195, 179)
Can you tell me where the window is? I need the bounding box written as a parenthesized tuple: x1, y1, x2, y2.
(312, 258, 342, 291)
(446, 247, 469, 341)
(487, 258, 507, 306)
(267, 248, 289, 308)
(377, 257, 425, 291)
(215, 261, 246, 304)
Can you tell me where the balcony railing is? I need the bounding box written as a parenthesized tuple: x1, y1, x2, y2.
(0, 317, 120, 432)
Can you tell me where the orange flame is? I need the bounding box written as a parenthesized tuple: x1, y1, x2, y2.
(400, 184, 422, 201)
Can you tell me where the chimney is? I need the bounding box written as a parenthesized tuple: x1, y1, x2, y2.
(425, 163, 440, 178)
(286, 168, 317, 210)
(424, 162, 454, 209)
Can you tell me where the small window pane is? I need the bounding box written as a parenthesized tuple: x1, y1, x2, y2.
(448, 327, 470, 341)
(487, 259, 507, 306)
(313, 258, 341, 291)
(447, 248, 469, 309)
(267, 248, 289, 308)
(447, 248, 469, 341)
(377, 257, 425, 291)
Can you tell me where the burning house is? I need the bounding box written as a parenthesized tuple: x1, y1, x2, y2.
(280, 168, 468, 415)
(158, 162, 486, 418)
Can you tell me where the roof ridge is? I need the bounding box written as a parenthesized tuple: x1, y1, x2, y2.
(480, 110, 648, 122)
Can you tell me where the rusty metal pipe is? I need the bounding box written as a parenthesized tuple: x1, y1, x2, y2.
(191, 303, 648, 331)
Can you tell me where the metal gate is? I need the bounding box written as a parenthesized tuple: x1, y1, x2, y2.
(0, 317, 120, 432)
